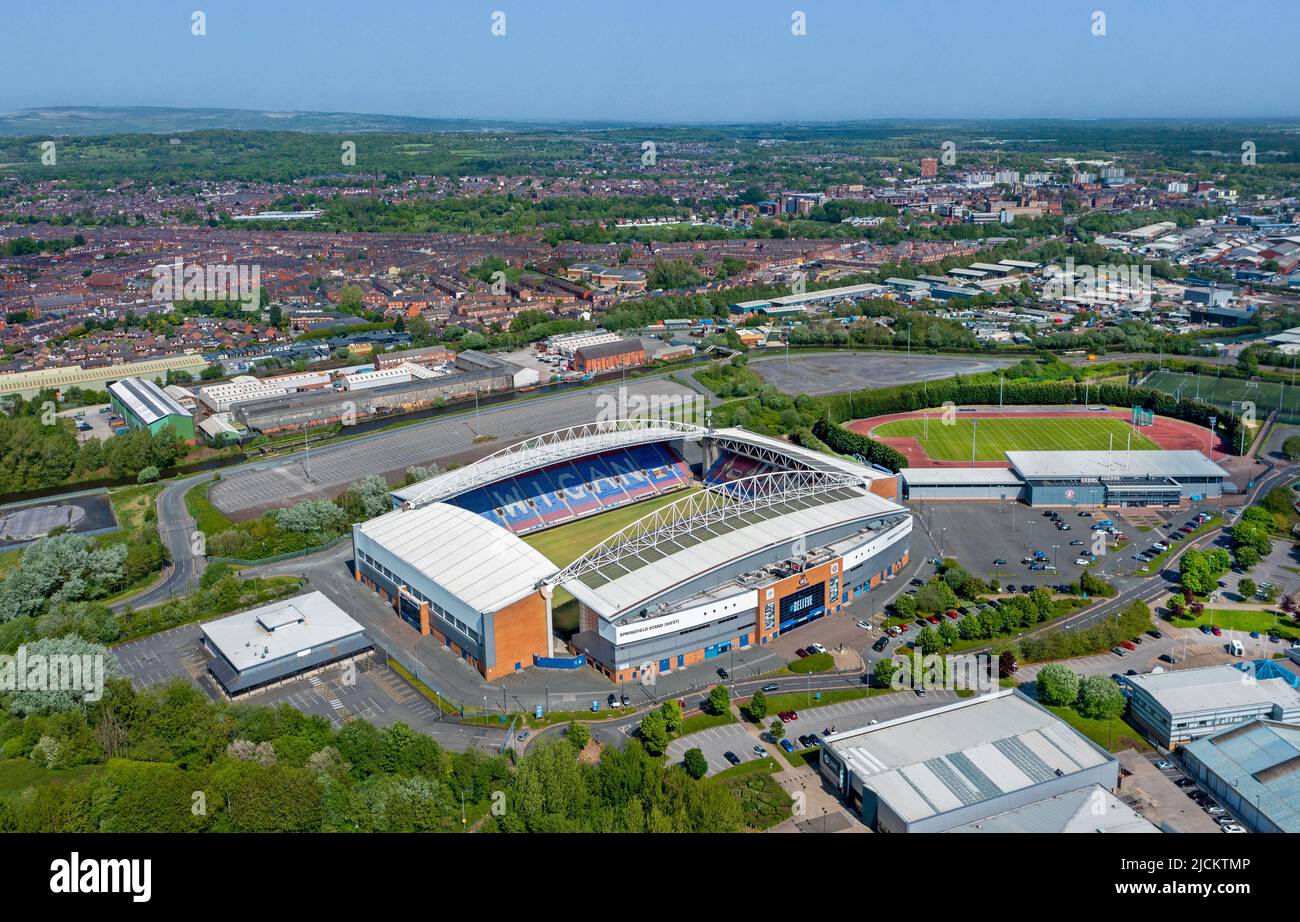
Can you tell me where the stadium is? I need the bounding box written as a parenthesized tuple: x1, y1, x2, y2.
(853, 405, 1233, 507)
(352, 418, 911, 682)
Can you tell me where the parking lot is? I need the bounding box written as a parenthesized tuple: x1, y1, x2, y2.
(749, 351, 1017, 398)
(57, 403, 116, 443)
(664, 722, 762, 776)
(1116, 750, 1229, 833)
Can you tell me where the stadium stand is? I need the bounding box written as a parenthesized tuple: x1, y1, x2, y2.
(704, 449, 782, 494)
(449, 444, 691, 535)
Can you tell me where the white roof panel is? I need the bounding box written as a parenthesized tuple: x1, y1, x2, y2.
(356, 502, 558, 612)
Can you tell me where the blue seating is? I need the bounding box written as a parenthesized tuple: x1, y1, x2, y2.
(449, 443, 692, 533)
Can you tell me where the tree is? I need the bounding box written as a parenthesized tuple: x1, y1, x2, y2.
(998, 650, 1018, 679)
(682, 748, 708, 780)
(768, 718, 785, 741)
(1284, 436, 1300, 461)
(915, 626, 942, 656)
(705, 684, 730, 716)
(914, 580, 958, 614)
(873, 657, 899, 688)
(564, 721, 590, 753)
(659, 700, 683, 735)
(1076, 674, 1126, 720)
(1238, 578, 1257, 600)
(637, 711, 669, 755)
(135, 465, 160, 484)
(743, 689, 768, 722)
(892, 594, 917, 618)
(1035, 663, 1081, 706)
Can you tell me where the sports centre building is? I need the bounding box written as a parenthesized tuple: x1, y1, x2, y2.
(901, 450, 1230, 508)
(353, 419, 911, 682)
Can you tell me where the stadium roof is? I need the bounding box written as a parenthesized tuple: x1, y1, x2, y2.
(1126, 664, 1300, 716)
(710, 427, 894, 480)
(356, 502, 558, 613)
(108, 376, 191, 426)
(1007, 450, 1227, 481)
(393, 419, 709, 507)
(1183, 720, 1300, 832)
(200, 591, 364, 674)
(558, 478, 900, 620)
(900, 468, 1023, 486)
(948, 785, 1158, 834)
(824, 691, 1112, 825)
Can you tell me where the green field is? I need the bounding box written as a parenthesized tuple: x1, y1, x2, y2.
(1145, 370, 1300, 422)
(523, 484, 702, 568)
(872, 416, 1160, 461)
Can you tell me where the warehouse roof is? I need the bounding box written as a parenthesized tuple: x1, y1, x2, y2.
(901, 467, 1023, 486)
(356, 502, 558, 613)
(948, 784, 1158, 834)
(1007, 450, 1227, 481)
(824, 691, 1112, 825)
(573, 339, 645, 361)
(1126, 664, 1300, 716)
(1182, 720, 1300, 832)
(108, 376, 191, 426)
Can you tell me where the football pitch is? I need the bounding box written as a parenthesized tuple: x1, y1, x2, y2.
(1144, 369, 1300, 420)
(523, 484, 702, 568)
(872, 416, 1160, 461)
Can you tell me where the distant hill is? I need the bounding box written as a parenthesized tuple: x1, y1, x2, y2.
(0, 106, 565, 137)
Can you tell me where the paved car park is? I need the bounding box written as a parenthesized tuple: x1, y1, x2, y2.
(749, 351, 1017, 397)
(209, 376, 705, 516)
(664, 722, 763, 776)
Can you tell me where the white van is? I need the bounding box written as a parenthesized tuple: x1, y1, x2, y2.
(1229, 639, 1245, 657)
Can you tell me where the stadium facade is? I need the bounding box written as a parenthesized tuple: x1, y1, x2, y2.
(901, 450, 1229, 507)
(353, 419, 911, 682)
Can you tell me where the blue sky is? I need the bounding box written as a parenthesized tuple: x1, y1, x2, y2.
(2, 0, 1297, 122)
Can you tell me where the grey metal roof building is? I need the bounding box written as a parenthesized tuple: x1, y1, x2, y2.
(1007, 450, 1228, 506)
(1180, 719, 1300, 833)
(1126, 664, 1300, 748)
(947, 784, 1158, 834)
(200, 592, 371, 697)
(819, 690, 1120, 833)
(901, 467, 1025, 501)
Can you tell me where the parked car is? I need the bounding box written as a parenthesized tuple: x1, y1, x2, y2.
(794, 648, 809, 658)
(1155, 759, 1174, 770)
(779, 739, 795, 753)
(809, 643, 827, 655)
(1078, 511, 1093, 517)
(856, 620, 871, 630)
(1112, 647, 1128, 657)
(1221, 824, 1247, 833)
(1160, 654, 1178, 664)
(1075, 557, 1091, 566)
(1205, 805, 1225, 816)
(1070, 539, 1085, 546)
(945, 609, 960, 620)
(993, 558, 1007, 566)
(1120, 641, 1136, 651)
(1211, 626, 1222, 636)
(872, 636, 889, 652)
(1147, 629, 1163, 639)
(717, 667, 729, 679)
(753, 745, 765, 757)
(723, 751, 741, 765)
(1174, 778, 1196, 788)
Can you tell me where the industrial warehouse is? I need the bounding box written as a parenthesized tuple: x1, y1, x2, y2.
(352, 418, 912, 682)
(818, 690, 1144, 833)
(901, 449, 1230, 507)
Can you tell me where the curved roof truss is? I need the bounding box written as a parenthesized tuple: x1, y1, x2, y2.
(547, 469, 868, 584)
(406, 418, 708, 508)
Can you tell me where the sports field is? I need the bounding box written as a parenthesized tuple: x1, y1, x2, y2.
(871, 416, 1160, 461)
(1144, 370, 1300, 421)
(523, 484, 702, 567)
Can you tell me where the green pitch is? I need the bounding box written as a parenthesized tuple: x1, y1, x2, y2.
(872, 416, 1160, 461)
(523, 484, 702, 567)
(1144, 370, 1300, 421)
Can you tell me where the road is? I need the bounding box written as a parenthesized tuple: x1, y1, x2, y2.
(111, 472, 210, 612)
